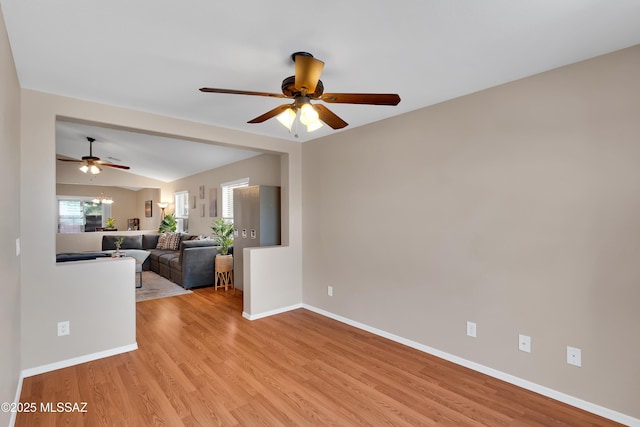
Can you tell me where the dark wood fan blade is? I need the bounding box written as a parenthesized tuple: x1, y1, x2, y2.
(315, 104, 348, 129)
(248, 104, 293, 124)
(99, 163, 130, 170)
(57, 158, 83, 163)
(294, 55, 324, 94)
(199, 88, 288, 99)
(320, 93, 401, 106)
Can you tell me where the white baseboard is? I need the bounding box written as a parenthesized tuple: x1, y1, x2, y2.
(21, 343, 138, 378)
(302, 304, 640, 427)
(243, 303, 303, 321)
(8, 375, 23, 427)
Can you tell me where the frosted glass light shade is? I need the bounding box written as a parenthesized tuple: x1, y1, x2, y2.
(299, 103, 319, 125)
(306, 120, 323, 132)
(276, 108, 296, 131)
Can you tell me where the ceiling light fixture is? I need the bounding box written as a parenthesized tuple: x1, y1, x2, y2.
(92, 194, 113, 204)
(79, 161, 101, 174)
(276, 108, 296, 131)
(275, 102, 323, 133)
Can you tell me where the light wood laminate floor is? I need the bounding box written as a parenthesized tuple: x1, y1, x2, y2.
(16, 287, 622, 426)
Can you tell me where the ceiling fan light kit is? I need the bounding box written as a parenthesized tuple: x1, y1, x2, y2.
(200, 52, 401, 135)
(80, 163, 101, 174)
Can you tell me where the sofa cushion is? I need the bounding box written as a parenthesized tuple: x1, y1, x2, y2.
(159, 252, 178, 266)
(142, 234, 160, 249)
(102, 235, 142, 250)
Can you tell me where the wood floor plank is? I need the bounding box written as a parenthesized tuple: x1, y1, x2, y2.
(16, 287, 624, 426)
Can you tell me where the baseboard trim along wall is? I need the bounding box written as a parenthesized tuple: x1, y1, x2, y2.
(243, 303, 303, 321)
(20, 343, 138, 379)
(300, 304, 640, 427)
(9, 375, 24, 427)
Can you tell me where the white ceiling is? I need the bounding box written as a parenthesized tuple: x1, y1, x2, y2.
(3, 0, 640, 178)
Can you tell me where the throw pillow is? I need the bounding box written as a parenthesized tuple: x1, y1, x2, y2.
(165, 232, 182, 250)
(156, 233, 168, 249)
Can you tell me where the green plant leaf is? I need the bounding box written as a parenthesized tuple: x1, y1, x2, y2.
(211, 218, 234, 255)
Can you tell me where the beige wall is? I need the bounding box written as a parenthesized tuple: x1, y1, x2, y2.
(0, 5, 21, 426)
(136, 187, 162, 231)
(163, 153, 281, 236)
(302, 46, 640, 418)
(19, 89, 302, 370)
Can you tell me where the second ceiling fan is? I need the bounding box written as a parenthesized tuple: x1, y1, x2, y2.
(57, 137, 130, 174)
(200, 52, 401, 133)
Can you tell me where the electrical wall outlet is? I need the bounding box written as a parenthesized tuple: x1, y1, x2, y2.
(57, 321, 70, 336)
(327, 286, 333, 297)
(518, 334, 531, 352)
(466, 321, 477, 338)
(567, 346, 582, 367)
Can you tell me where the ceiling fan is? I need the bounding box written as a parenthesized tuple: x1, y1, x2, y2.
(200, 52, 401, 133)
(57, 137, 130, 174)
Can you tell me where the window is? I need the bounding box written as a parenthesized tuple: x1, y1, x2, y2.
(221, 178, 249, 219)
(174, 191, 189, 233)
(57, 197, 112, 233)
(174, 191, 189, 218)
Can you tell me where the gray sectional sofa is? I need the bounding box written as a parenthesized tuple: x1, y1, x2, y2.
(101, 233, 227, 289)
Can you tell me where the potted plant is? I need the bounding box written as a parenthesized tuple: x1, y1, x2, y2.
(114, 237, 124, 257)
(105, 217, 116, 229)
(211, 218, 234, 290)
(211, 217, 234, 255)
(158, 213, 177, 233)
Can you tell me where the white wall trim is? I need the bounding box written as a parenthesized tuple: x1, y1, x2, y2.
(242, 303, 302, 321)
(9, 375, 24, 427)
(301, 304, 640, 427)
(21, 343, 138, 378)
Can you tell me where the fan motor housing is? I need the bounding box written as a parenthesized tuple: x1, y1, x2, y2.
(281, 76, 324, 98)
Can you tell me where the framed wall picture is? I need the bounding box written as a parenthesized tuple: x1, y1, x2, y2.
(209, 188, 217, 217)
(191, 195, 196, 209)
(145, 200, 152, 217)
(200, 204, 205, 217)
(199, 185, 205, 199)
